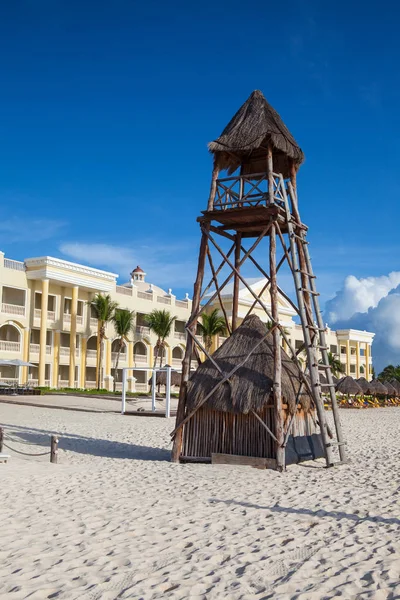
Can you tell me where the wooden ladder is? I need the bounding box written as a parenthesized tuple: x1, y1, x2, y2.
(279, 174, 347, 467)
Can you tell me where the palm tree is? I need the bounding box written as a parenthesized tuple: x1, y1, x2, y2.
(378, 364, 400, 382)
(323, 352, 345, 378)
(145, 309, 177, 368)
(198, 309, 227, 353)
(89, 293, 118, 389)
(112, 308, 135, 392)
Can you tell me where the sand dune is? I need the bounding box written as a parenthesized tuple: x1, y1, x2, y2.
(0, 404, 399, 599)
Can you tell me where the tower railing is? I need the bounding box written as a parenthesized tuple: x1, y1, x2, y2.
(212, 172, 288, 211)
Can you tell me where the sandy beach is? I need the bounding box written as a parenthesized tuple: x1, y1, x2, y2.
(0, 402, 399, 599)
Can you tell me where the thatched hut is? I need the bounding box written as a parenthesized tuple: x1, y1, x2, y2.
(208, 90, 304, 178)
(148, 366, 181, 388)
(382, 381, 397, 397)
(181, 315, 324, 466)
(367, 379, 388, 395)
(336, 376, 362, 396)
(356, 377, 370, 394)
(389, 378, 400, 395)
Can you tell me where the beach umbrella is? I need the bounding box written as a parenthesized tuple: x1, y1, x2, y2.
(356, 377, 370, 393)
(382, 381, 397, 397)
(148, 367, 182, 387)
(336, 376, 363, 395)
(366, 379, 388, 395)
(389, 379, 400, 394)
(0, 359, 35, 367)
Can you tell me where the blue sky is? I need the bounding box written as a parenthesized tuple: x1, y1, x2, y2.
(1, 1, 400, 368)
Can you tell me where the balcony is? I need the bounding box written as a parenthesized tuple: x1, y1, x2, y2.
(34, 309, 56, 322)
(175, 299, 189, 309)
(116, 285, 132, 297)
(90, 317, 98, 328)
(112, 352, 127, 363)
(157, 296, 171, 305)
(174, 332, 186, 341)
(63, 314, 84, 328)
(86, 349, 97, 359)
(137, 291, 153, 301)
(0, 341, 21, 352)
(1, 303, 26, 317)
(59, 346, 80, 357)
(172, 358, 182, 368)
(134, 354, 147, 364)
(136, 325, 150, 336)
(30, 344, 52, 355)
(4, 258, 24, 271)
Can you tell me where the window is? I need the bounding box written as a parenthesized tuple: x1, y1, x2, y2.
(360, 365, 365, 374)
(340, 346, 346, 354)
(360, 348, 365, 356)
(351, 347, 356, 355)
(330, 344, 337, 354)
(350, 364, 356, 373)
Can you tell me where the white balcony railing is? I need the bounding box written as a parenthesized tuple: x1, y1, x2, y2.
(60, 347, 80, 357)
(112, 352, 127, 362)
(137, 291, 153, 300)
(86, 349, 97, 359)
(4, 259, 24, 271)
(1, 303, 26, 316)
(90, 317, 98, 328)
(29, 344, 52, 355)
(0, 341, 21, 352)
(134, 354, 147, 364)
(116, 285, 132, 296)
(136, 325, 150, 335)
(157, 296, 171, 305)
(135, 382, 148, 392)
(172, 358, 182, 367)
(174, 332, 186, 340)
(175, 299, 188, 308)
(34, 309, 56, 321)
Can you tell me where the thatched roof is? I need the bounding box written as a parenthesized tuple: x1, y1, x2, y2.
(208, 90, 304, 178)
(383, 381, 397, 396)
(336, 376, 362, 395)
(186, 315, 311, 415)
(356, 377, 370, 393)
(148, 367, 181, 387)
(389, 378, 400, 394)
(367, 379, 388, 395)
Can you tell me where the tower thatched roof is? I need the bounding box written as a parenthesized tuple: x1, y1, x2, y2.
(336, 376, 362, 395)
(208, 90, 304, 178)
(186, 315, 311, 415)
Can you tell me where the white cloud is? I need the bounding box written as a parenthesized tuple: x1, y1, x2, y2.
(325, 272, 400, 324)
(59, 241, 197, 291)
(0, 217, 66, 243)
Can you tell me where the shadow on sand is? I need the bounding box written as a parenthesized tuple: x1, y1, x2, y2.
(209, 498, 400, 527)
(1, 422, 170, 461)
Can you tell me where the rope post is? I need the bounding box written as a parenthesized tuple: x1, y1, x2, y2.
(50, 435, 58, 464)
(0, 427, 3, 453)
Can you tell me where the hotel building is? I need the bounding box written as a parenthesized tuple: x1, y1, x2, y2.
(0, 252, 375, 391)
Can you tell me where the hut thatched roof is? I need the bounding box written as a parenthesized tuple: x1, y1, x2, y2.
(389, 378, 400, 394)
(186, 315, 311, 415)
(382, 381, 397, 396)
(148, 367, 181, 387)
(336, 376, 362, 395)
(208, 90, 304, 178)
(367, 379, 388, 395)
(356, 377, 370, 393)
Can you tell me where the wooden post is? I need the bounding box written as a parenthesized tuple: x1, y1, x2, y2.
(50, 435, 58, 464)
(207, 160, 220, 211)
(270, 224, 285, 471)
(267, 145, 274, 205)
(171, 223, 210, 462)
(0, 427, 3, 453)
(232, 232, 242, 331)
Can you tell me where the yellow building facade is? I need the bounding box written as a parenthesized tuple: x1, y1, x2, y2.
(0, 252, 193, 392)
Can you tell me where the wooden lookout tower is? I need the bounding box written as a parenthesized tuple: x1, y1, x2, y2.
(171, 90, 347, 471)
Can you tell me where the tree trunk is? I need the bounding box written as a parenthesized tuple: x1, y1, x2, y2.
(113, 338, 123, 393)
(158, 342, 164, 394)
(97, 337, 103, 390)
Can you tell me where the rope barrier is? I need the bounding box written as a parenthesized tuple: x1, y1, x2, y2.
(2, 442, 51, 457)
(0, 427, 59, 463)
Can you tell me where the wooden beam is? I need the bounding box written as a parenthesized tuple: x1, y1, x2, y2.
(207, 160, 220, 211)
(232, 232, 242, 331)
(207, 248, 232, 336)
(171, 223, 210, 462)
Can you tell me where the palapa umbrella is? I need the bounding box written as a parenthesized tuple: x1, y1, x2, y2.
(148, 366, 181, 388)
(389, 379, 400, 395)
(336, 376, 363, 396)
(366, 379, 388, 395)
(383, 381, 397, 397)
(356, 377, 370, 394)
